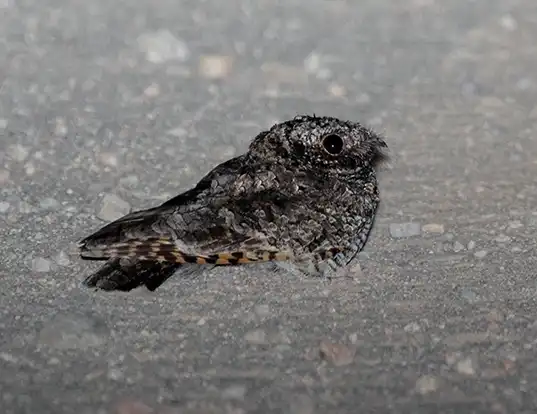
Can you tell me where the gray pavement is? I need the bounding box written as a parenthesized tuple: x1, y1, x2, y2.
(1, 0, 537, 413)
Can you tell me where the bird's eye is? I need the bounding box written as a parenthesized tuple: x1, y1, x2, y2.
(321, 134, 344, 155)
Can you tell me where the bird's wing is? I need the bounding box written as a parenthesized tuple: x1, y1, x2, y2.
(78, 156, 341, 266)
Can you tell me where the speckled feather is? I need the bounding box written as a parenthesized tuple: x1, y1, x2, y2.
(78, 115, 388, 291)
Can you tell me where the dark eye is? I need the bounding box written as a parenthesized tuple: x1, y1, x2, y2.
(321, 134, 344, 155)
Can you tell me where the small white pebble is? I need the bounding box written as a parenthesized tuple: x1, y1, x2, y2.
(404, 322, 421, 333)
(137, 30, 190, 64)
(500, 14, 517, 31)
(304, 51, 332, 79)
(7, 144, 29, 162)
(39, 197, 60, 210)
(415, 375, 439, 395)
(456, 357, 477, 376)
(54, 251, 71, 267)
(422, 223, 445, 234)
(99, 152, 118, 168)
(222, 384, 247, 400)
(119, 175, 139, 188)
(97, 194, 131, 222)
(54, 117, 68, 137)
(389, 222, 421, 238)
(349, 333, 359, 344)
(508, 220, 523, 229)
(32, 257, 52, 272)
(167, 126, 188, 137)
(495, 234, 511, 243)
(0, 201, 10, 213)
(107, 368, 123, 381)
(329, 83, 346, 97)
(304, 51, 322, 74)
(453, 241, 464, 253)
(143, 83, 160, 98)
(198, 55, 234, 79)
(25, 162, 36, 176)
(474, 250, 488, 259)
(467, 240, 476, 250)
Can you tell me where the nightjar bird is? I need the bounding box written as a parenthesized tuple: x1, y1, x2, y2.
(78, 115, 388, 292)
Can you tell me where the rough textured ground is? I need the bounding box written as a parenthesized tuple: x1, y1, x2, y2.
(1, 0, 537, 413)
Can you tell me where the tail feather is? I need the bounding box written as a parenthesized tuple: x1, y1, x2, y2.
(79, 237, 179, 261)
(83, 258, 181, 292)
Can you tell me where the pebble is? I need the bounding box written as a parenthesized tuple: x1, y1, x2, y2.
(467, 240, 476, 250)
(495, 234, 511, 243)
(260, 61, 308, 84)
(508, 220, 523, 229)
(0, 201, 10, 213)
(328, 83, 346, 97)
(404, 321, 421, 333)
(516, 78, 533, 91)
(453, 241, 465, 252)
(25, 162, 35, 176)
(244, 329, 267, 345)
(39, 197, 60, 210)
(97, 194, 131, 221)
(166, 126, 188, 138)
(99, 152, 119, 167)
(415, 375, 440, 395)
(18, 200, 35, 214)
(349, 332, 359, 344)
(7, 144, 29, 162)
(389, 222, 421, 238)
(108, 368, 123, 381)
(54, 117, 68, 137)
(119, 175, 139, 188)
(221, 384, 247, 400)
(137, 30, 189, 64)
(474, 250, 488, 259)
(0, 118, 7, 128)
(304, 51, 331, 79)
(319, 340, 355, 366)
(31, 257, 52, 272)
(143, 83, 160, 98)
(500, 14, 518, 31)
(54, 251, 71, 266)
(422, 223, 445, 234)
(456, 357, 477, 376)
(460, 288, 478, 302)
(198, 55, 234, 79)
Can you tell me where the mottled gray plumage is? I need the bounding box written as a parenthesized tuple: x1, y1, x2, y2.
(78, 115, 388, 291)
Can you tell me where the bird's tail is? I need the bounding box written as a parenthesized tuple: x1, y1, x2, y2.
(82, 258, 181, 292)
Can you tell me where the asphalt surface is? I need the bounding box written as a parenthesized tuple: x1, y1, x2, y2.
(1, 0, 537, 413)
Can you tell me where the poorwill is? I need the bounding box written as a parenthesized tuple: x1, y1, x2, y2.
(78, 115, 388, 291)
